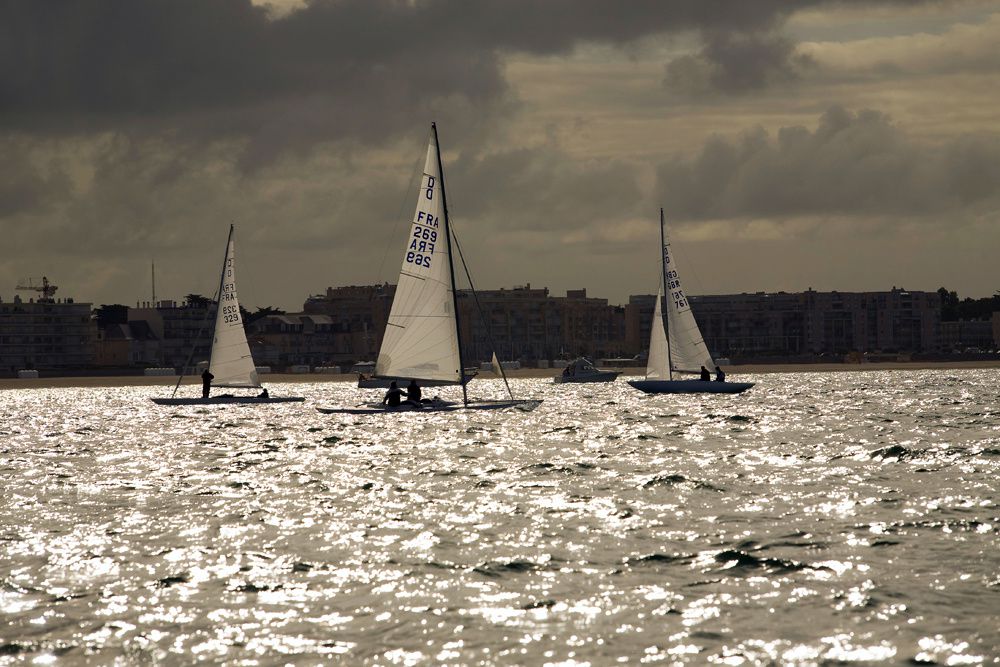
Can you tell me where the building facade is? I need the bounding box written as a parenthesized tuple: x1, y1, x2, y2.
(0, 295, 96, 372)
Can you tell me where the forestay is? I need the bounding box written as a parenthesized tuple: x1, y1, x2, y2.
(209, 229, 260, 388)
(375, 132, 462, 383)
(662, 228, 714, 376)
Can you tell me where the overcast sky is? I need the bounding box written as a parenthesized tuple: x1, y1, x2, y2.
(2, 0, 998, 311)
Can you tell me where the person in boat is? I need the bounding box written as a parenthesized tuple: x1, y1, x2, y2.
(700, 366, 710, 381)
(404, 379, 424, 407)
(714, 366, 726, 382)
(258, 388, 269, 399)
(382, 381, 403, 408)
(201, 368, 214, 398)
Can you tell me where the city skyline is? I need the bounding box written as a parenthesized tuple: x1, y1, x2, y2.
(3, 1, 999, 311)
(1, 275, 989, 315)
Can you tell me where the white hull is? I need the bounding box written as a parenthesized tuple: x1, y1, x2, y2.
(553, 370, 621, 384)
(627, 379, 754, 394)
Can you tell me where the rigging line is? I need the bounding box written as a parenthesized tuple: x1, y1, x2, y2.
(450, 228, 515, 401)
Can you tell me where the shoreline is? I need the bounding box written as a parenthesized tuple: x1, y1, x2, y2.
(2, 360, 998, 390)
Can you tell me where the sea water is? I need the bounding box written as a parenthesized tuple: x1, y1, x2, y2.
(1, 369, 997, 665)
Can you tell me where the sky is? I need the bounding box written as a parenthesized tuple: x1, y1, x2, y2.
(2, 0, 998, 311)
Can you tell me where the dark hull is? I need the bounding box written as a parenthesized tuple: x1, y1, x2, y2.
(627, 379, 754, 394)
(150, 396, 305, 405)
(317, 399, 541, 415)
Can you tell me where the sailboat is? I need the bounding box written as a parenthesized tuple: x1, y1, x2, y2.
(151, 225, 304, 405)
(627, 210, 754, 395)
(318, 124, 540, 414)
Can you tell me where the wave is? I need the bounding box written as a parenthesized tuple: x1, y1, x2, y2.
(643, 474, 724, 492)
(625, 553, 693, 567)
(713, 549, 832, 575)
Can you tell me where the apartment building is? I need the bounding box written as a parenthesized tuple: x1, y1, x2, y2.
(0, 294, 96, 372)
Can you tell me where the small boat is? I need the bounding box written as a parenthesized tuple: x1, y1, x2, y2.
(319, 124, 540, 414)
(553, 357, 621, 383)
(151, 225, 304, 405)
(627, 210, 753, 395)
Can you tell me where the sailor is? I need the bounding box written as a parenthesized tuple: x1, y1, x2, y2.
(714, 366, 726, 382)
(700, 366, 710, 381)
(382, 381, 403, 408)
(405, 379, 422, 406)
(258, 388, 270, 399)
(201, 368, 214, 398)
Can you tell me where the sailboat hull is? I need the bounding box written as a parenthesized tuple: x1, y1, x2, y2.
(317, 398, 541, 415)
(627, 379, 754, 394)
(150, 396, 305, 405)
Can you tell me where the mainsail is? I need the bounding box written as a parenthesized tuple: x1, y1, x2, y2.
(208, 226, 260, 388)
(375, 130, 463, 383)
(662, 223, 714, 375)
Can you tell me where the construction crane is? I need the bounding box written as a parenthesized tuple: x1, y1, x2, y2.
(16, 276, 58, 303)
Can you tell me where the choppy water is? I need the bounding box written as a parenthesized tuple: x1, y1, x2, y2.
(1, 369, 998, 665)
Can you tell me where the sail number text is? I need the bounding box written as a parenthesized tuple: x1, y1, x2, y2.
(665, 269, 687, 308)
(406, 210, 440, 269)
(221, 302, 240, 324)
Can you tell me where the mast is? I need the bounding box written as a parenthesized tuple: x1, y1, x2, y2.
(659, 208, 673, 381)
(151, 260, 156, 306)
(432, 122, 468, 406)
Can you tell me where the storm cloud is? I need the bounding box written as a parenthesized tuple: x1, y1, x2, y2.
(0, 1, 926, 139)
(1, 0, 997, 307)
(656, 105, 1000, 221)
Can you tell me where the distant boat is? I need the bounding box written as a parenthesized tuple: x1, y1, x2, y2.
(627, 210, 753, 395)
(553, 357, 621, 384)
(319, 124, 540, 414)
(151, 225, 304, 405)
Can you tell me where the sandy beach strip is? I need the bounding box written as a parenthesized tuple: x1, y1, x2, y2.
(1, 360, 998, 390)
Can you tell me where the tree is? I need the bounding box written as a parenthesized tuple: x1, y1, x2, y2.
(940, 287, 1000, 321)
(184, 294, 212, 308)
(244, 306, 286, 326)
(937, 287, 959, 321)
(94, 304, 129, 327)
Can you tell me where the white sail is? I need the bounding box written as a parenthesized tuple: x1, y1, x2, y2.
(645, 285, 669, 379)
(662, 226, 714, 375)
(209, 228, 260, 388)
(375, 131, 462, 383)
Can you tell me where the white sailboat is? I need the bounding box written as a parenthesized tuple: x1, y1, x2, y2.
(319, 124, 540, 414)
(151, 225, 304, 405)
(628, 210, 754, 395)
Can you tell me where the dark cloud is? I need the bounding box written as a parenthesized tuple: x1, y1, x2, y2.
(656, 105, 1000, 221)
(3, 1, 992, 306)
(0, 1, 887, 144)
(447, 145, 644, 234)
(664, 29, 815, 96)
(0, 137, 70, 217)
